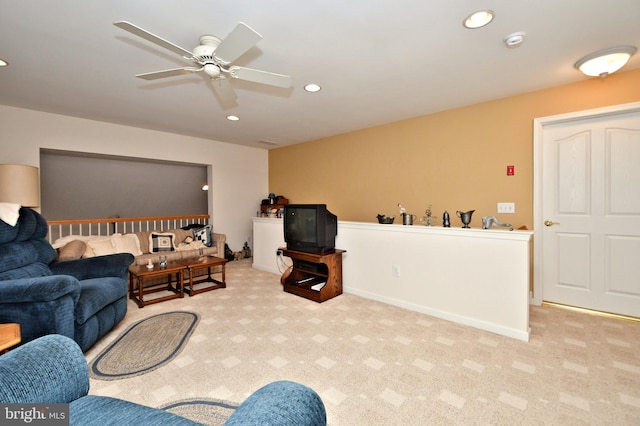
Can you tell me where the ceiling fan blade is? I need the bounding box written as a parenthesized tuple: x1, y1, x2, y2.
(227, 66, 293, 88)
(213, 23, 262, 65)
(114, 21, 193, 58)
(210, 77, 238, 102)
(136, 67, 201, 80)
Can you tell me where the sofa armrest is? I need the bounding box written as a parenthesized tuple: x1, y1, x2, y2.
(212, 232, 226, 258)
(50, 253, 134, 281)
(0, 335, 89, 403)
(0, 276, 80, 343)
(0, 275, 80, 304)
(225, 380, 326, 426)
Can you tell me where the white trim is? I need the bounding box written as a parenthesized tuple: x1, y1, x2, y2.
(345, 286, 531, 342)
(532, 101, 640, 306)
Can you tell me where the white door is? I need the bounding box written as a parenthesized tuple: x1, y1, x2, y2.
(537, 106, 640, 317)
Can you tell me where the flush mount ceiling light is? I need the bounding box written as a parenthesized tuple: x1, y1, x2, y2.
(463, 10, 494, 29)
(0, 59, 8, 67)
(304, 83, 321, 93)
(226, 115, 240, 121)
(575, 46, 637, 78)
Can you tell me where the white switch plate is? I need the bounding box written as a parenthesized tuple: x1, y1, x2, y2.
(497, 202, 515, 213)
(392, 264, 400, 277)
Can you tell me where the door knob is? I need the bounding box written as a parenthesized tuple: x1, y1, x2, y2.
(544, 220, 559, 227)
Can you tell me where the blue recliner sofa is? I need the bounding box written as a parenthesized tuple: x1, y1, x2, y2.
(0, 334, 327, 425)
(0, 207, 133, 351)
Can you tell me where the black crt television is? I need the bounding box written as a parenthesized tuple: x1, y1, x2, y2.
(284, 204, 338, 254)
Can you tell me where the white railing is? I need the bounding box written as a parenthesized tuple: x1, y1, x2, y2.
(47, 214, 210, 244)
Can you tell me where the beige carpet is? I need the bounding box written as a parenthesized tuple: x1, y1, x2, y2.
(86, 259, 640, 425)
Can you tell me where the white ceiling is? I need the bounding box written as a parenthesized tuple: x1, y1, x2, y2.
(1, 1, 639, 149)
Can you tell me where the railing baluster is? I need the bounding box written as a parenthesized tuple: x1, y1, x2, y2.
(47, 214, 210, 243)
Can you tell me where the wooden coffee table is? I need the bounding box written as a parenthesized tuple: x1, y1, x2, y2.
(177, 256, 227, 296)
(128, 261, 185, 308)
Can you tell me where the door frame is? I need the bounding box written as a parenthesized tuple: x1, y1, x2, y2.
(532, 101, 640, 306)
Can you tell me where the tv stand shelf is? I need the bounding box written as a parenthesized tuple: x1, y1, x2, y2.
(280, 248, 345, 303)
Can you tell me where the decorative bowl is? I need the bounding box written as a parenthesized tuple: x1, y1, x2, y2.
(376, 214, 395, 224)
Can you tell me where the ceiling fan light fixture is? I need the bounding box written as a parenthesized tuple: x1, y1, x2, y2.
(575, 46, 636, 77)
(203, 63, 221, 78)
(463, 10, 494, 29)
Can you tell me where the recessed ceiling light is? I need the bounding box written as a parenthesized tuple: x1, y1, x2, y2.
(463, 10, 494, 29)
(226, 115, 240, 121)
(304, 83, 321, 93)
(575, 46, 637, 78)
(0, 58, 8, 67)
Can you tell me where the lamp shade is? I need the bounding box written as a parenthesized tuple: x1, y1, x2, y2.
(0, 164, 40, 207)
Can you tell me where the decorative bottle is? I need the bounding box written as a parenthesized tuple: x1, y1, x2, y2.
(442, 211, 451, 227)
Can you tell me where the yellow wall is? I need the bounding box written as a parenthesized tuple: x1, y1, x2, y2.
(269, 69, 640, 229)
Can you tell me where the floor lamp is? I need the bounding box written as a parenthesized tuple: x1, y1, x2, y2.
(0, 164, 40, 207)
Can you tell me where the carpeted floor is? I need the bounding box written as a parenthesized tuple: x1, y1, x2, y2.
(85, 258, 640, 425)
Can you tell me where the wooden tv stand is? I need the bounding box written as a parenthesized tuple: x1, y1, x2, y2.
(280, 248, 345, 303)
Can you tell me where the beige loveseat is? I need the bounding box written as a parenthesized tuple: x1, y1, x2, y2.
(53, 226, 226, 266)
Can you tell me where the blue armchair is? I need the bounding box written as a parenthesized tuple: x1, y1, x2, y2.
(0, 335, 327, 425)
(0, 207, 133, 351)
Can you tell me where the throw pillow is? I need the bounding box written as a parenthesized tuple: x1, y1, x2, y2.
(52, 234, 102, 249)
(181, 223, 205, 230)
(149, 232, 176, 252)
(111, 233, 143, 256)
(86, 237, 117, 256)
(58, 240, 87, 261)
(193, 225, 212, 247)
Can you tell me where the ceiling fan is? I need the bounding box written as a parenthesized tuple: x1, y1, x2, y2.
(113, 21, 293, 102)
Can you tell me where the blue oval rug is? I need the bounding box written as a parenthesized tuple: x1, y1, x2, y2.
(89, 311, 199, 380)
(161, 398, 239, 425)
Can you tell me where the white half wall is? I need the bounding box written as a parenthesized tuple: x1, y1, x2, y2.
(253, 218, 533, 341)
(0, 105, 268, 250)
(252, 217, 286, 274)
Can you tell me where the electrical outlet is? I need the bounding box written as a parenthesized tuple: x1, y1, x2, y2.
(497, 202, 515, 214)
